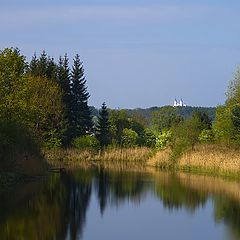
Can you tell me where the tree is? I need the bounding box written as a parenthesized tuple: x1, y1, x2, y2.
(213, 67, 240, 144)
(170, 116, 203, 159)
(23, 75, 64, 145)
(0, 48, 27, 122)
(213, 106, 234, 143)
(121, 128, 138, 147)
(109, 110, 132, 144)
(28, 51, 57, 81)
(57, 54, 72, 145)
(192, 111, 212, 130)
(70, 54, 92, 138)
(226, 67, 240, 107)
(96, 102, 111, 148)
(151, 106, 182, 131)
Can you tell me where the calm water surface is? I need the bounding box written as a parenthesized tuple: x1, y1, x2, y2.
(0, 169, 240, 240)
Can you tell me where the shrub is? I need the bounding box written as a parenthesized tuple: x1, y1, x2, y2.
(43, 129, 62, 149)
(72, 135, 100, 150)
(121, 128, 138, 147)
(198, 129, 215, 143)
(144, 128, 156, 147)
(155, 130, 171, 150)
(0, 120, 41, 170)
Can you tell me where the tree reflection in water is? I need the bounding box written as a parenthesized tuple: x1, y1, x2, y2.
(0, 169, 239, 239)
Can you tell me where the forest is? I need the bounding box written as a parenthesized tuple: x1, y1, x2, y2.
(0, 47, 240, 176)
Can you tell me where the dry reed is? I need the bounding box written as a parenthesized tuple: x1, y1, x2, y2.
(45, 144, 240, 177)
(44, 147, 153, 170)
(147, 144, 240, 177)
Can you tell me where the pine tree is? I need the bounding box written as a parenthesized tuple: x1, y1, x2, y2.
(46, 56, 57, 80)
(96, 102, 111, 147)
(57, 54, 71, 111)
(29, 51, 57, 81)
(57, 54, 72, 144)
(29, 52, 39, 76)
(37, 51, 48, 77)
(70, 54, 92, 138)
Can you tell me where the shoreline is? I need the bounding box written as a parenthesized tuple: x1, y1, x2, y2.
(44, 145, 240, 180)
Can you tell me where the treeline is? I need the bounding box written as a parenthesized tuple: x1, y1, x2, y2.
(1, 47, 240, 166)
(0, 48, 93, 150)
(125, 106, 216, 123)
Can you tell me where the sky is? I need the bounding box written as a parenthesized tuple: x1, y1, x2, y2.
(1, 0, 240, 108)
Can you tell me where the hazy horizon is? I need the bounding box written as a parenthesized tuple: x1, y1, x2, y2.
(1, 0, 240, 108)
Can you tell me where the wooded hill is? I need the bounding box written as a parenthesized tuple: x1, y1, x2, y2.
(91, 106, 216, 123)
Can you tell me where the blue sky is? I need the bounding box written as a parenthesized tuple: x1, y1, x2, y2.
(1, 0, 240, 108)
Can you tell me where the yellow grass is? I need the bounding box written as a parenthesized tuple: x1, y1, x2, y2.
(45, 144, 240, 177)
(44, 147, 153, 170)
(147, 144, 240, 177)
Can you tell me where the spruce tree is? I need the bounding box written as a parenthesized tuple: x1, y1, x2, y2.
(29, 51, 57, 81)
(96, 102, 111, 147)
(57, 54, 72, 144)
(29, 52, 39, 76)
(70, 54, 92, 138)
(37, 51, 48, 77)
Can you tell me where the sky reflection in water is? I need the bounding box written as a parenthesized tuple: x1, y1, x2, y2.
(0, 169, 239, 240)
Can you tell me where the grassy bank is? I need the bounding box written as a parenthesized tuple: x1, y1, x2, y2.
(149, 144, 240, 179)
(45, 144, 240, 179)
(45, 147, 154, 171)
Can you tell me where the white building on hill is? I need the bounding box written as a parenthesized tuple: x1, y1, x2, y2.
(173, 98, 187, 107)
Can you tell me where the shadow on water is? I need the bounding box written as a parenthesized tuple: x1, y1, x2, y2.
(0, 168, 239, 239)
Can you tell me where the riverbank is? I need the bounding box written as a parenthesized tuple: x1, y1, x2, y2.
(45, 147, 154, 171)
(149, 144, 240, 179)
(45, 145, 240, 179)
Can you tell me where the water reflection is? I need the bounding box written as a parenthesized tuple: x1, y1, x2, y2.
(0, 169, 239, 239)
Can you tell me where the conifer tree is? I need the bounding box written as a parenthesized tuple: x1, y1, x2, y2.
(37, 51, 48, 77)
(57, 54, 72, 144)
(29, 52, 38, 76)
(96, 102, 111, 147)
(29, 51, 57, 81)
(70, 54, 92, 138)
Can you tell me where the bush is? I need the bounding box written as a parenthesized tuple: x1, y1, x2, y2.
(121, 128, 138, 147)
(0, 120, 41, 171)
(144, 128, 156, 147)
(170, 118, 202, 160)
(155, 130, 171, 150)
(72, 135, 100, 150)
(198, 129, 215, 143)
(43, 129, 62, 149)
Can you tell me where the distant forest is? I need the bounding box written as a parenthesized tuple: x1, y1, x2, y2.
(91, 106, 216, 122)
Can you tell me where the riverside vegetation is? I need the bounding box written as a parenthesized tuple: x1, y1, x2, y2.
(0, 47, 240, 181)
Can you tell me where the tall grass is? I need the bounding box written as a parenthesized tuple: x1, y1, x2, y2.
(148, 144, 240, 177)
(45, 147, 153, 170)
(45, 144, 240, 177)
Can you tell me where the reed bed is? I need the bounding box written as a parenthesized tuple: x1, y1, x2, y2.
(45, 144, 240, 177)
(148, 144, 240, 177)
(44, 147, 153, 170)
(178, 144, 240, 177)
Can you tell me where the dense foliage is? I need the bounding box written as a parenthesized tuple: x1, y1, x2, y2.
(1, 46, 240, 173)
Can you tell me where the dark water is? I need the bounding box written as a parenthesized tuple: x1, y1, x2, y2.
(0, 169, 240, 240)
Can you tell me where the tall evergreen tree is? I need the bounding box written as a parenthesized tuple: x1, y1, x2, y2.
(57, 54, 72, 144)
(28, 52, 39, 76)
(70, 54, 92, 138)
(28, 51, 57, 81)
(37, 51, 48, 77)
(46, 56, 57, 80)
(96, 102, 111, 147)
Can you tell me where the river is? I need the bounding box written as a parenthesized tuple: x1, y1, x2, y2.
(0, 168, 240, 240)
